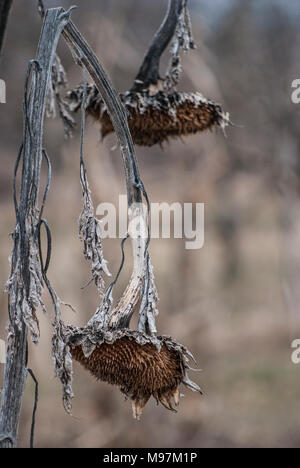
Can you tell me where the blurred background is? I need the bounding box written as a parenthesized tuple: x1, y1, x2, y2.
(1, 0, 300, 448)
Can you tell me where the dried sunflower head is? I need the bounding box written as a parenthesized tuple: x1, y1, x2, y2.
(67, 85, 229, 147)
(66, 326, 202, 420)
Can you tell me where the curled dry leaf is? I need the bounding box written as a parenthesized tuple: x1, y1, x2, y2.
(164, 0, 196, 92)
(5, 211, 45, 344)
(46, 54, 76, 137)
(51, 319, 74, 414)
(78, 166, 111, 296)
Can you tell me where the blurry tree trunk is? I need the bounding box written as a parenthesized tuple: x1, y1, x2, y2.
(0, 0, 13, 55)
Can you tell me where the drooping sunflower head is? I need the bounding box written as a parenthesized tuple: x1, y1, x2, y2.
(67, 327, 202, 420)
(67, 85, 229, 147)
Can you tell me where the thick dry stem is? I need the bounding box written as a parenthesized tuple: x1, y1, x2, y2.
(0, 7, 72, 448)
(108, 203, 147, 329)
(62, 19, 152, 330)
(132, 0, 182, 91)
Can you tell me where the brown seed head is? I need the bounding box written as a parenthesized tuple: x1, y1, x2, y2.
(67, 328, 202, 419)
(67, 85, 229, 147)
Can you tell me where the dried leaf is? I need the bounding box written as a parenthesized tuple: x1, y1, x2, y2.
(78, 167, 111, 297)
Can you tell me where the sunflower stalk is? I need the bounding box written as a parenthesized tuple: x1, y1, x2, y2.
(0, 7, 74, 448)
